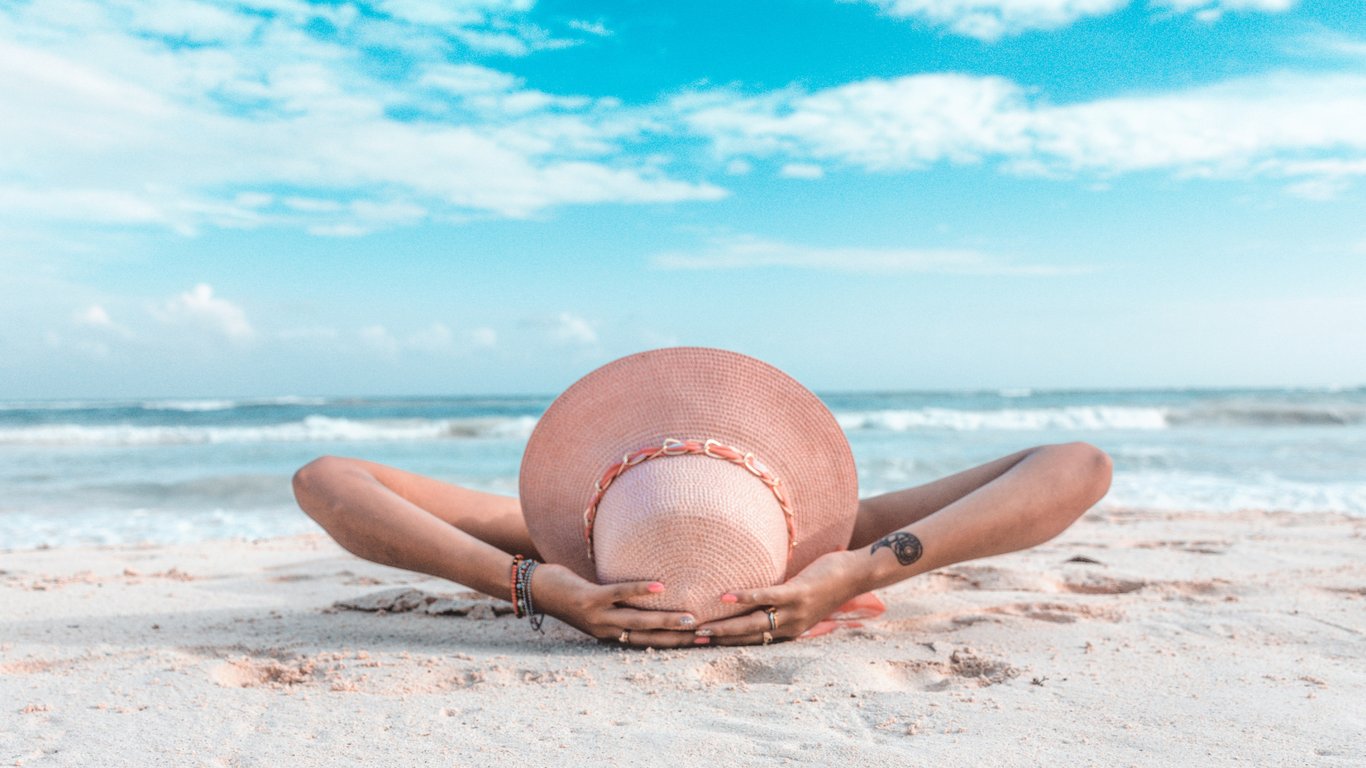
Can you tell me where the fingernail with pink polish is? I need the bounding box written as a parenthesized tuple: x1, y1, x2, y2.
(720, 593, 738, 603)
(693, 636, 711, 645)
(647, 582, 665, 593)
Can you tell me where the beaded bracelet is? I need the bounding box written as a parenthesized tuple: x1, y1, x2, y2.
(509, 554, 526, 618)
(509, 554, 544, 632)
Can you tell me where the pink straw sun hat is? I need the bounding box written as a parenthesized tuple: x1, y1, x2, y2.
(519, 347, 859, 623)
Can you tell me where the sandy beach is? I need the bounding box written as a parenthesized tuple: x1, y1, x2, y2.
(3, 506, 1363, 766)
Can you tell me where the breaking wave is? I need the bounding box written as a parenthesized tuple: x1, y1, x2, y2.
(836, 406, 1170, 431)
(0, 415, 539, 446)
(835, 402, 1366, 431)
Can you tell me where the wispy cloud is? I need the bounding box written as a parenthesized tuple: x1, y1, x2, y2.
(1154, 0, 1295, 24)
(854, 0, 1296, 41)
(357, 321, 479, 356)
(0, 0, 724, 236)
(359, 324, 401, 357)
(470, 326, 499, 348)
(1295, 29, 1366, 61)
(675, 71, 1366, 196)
(73, 305, 134, 339)
(568, 19, 613, 37)
(550, 312, 598, 345)
(1, 0, 1356, 249)
(855, 0, 1127, 41)
(779, 163, 825, 179)
(651, 235, 1091, 275)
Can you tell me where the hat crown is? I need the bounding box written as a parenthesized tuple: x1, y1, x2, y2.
(593, 454, 788, 623)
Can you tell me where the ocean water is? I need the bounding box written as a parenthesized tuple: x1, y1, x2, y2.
(1, 388, 1364, 550)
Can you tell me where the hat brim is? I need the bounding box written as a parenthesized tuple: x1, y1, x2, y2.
(519, 347, 858, 584)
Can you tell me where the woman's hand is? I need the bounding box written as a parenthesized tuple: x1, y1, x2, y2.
(530, 562, 702, 648)
(693, 549, 865, 645)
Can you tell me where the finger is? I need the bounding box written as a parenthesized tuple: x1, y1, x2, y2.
(712, 632, 788, 647)
(599, 579, 666, 604)
(624, 629, 705, 649)
(694, 608, 776, 638)
(601, 607, 697, 632)
(720, 585, 793, 606)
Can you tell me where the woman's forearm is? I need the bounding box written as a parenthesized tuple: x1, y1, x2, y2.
(292, 456, 514, 599)
(841, 442, 1113, 593)
(295, 456, 705, 648)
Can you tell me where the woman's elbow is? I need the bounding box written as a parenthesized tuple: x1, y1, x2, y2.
(292, 455, 352, 519)
(1056, 441, 1113, 507)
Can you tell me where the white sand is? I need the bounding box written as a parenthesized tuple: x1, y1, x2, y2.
(3, 508, 1364, 766)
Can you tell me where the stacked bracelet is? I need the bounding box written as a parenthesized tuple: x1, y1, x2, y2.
(509, 554, 544, 632)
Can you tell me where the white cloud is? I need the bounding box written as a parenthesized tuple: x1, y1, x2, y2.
(1282, 177, 1349, 201)
(0, 0, 725, 236)
(124, 0, 262, 43)
(307, 224, 373, 238)
(676, 72, 1366, 193)
(419, 63, 523, 96)
(157, 283, 254, 343)
(73, 304, 112, 328)
(1156, 0, 1295, 24)
(406, 322, 455, 352)
(470, 326, 498, 347)
(677, 74, 1032, 170)
(357, 322, 489, 355)
(725, 158, 753, 175)
(856, 0, 1296, 41)
(651, 235, 1090, 275)
(72, 304, 134, 338)
(305, 199, 430, 236)
(361, 0, 570, 56)
(551, 312, 597, 345)
(1272, 155, 1366, 200)
(858, 0, 1127, 41)
(1296, 30, 1366, 61)
(283, 197, 345, 213)
(0, 186, 175, 228)
(276, 326, 340, 342)
(568, 19, 612, 37)
(779, 163, 825, 179)
(372, 0, 521, 28)
(359, 324, 400, 356)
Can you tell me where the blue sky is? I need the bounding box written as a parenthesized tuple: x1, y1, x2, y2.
(2, 0, 1364, 398)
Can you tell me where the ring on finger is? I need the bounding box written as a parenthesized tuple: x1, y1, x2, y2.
(762, 631, 773, 645)
(618, 629, 630, 644)
(766, 607, 778, 631)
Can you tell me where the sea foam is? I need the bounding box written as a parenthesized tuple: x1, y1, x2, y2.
(0, 415, 540, 446)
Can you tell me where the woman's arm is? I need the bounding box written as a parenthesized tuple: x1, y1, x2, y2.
(292, 456, 701, 646)
(293, 456, 526, 597)
(697, 441, 1113, 645)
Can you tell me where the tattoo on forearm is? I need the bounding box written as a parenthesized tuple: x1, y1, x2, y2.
(870, 532, 923, 566)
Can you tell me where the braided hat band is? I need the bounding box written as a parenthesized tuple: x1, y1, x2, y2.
(583, 437, 795, 560)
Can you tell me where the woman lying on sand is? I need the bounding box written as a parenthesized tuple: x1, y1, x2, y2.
(293, 347, 1111, 648)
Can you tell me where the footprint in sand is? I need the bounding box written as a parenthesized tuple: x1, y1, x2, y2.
(1132, 539, 1232, 555)
(695, 647, 1022, 693)
(211, 656, 320, 688)
(698, 655, 804, 686)
(1061, 575, 1147, 595)
(885, 648, 1023, 691)
(934, 564, 1147, 596)
(331, 587, 514, 618)
(987, 601, 1124, 623)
